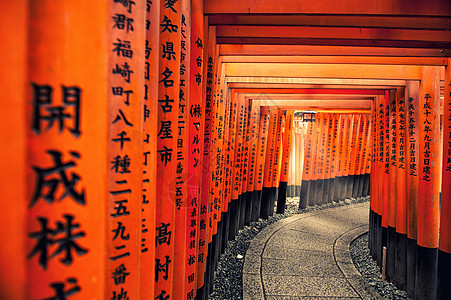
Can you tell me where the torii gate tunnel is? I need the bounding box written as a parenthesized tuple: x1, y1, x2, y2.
(1, 0, 451, 299)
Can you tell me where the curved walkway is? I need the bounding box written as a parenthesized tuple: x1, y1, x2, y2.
(243, 202, 382, 300)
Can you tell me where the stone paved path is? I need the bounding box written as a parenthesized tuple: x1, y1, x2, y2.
(243, 202, 382, 299)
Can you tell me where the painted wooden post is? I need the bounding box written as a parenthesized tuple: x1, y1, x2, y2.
(246, 102, 260, 223)
(363, 115, 372, 197)
(239, 99, 251, 227)
(300, 121, 312, 208)
(253, 107, 269, 221)
(0, 2, 26, 299)
(227, 92, 239, 237)
(197, 25, 215, 300)
(387, 89, 397, 283)
(229, 93, 243, 238)
(185, 1, 205, 299)
(261, 108, 278, 218)
(173, 1, 191, 297)
(337, 114, 348, 201)
(330, 115, 341, 202)
(277, 110, 294, 213)
(416, 66, 440, 300)
(395, 87, 408, 290)
(324, 115, 334, 203)
(26, 1, 110, 299)
(155, 0, 182, 297)
(270, 109, 284, 215)
(349, 114, 361, 199)
(141, 0, 160, 298)
(316, 114, 327, 205)
(295, 122, 303, 198)
(310, 114, 321, 206)
(438, 58, 451, 300)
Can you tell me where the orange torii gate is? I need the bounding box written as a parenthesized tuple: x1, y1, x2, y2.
(2, 1, 451, 300)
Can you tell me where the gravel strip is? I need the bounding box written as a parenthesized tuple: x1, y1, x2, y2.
(350, 233, 411, 299)
(209, 196, 370, 300)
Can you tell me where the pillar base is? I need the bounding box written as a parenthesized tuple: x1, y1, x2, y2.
(415, 245, 438, 300)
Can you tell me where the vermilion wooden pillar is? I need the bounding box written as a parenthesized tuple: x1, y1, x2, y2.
(405, 82, 420, 296)
(261, 108, 278, 218)
(330, 115, 341, 202)
(0, 2, 26, 299)
(310, 114, 321, 206)
(227, 92, 239, 237)
(270, 109, 284, 215)
(141, 0, 159, 298)
(156, 0, 181, 297)
(300, 121, 312, 208)
(277, 110, 294, 213)
(395, 87, 408, 290)
(239, 99, 251, 227)
(253, 107, 269, 220)
(438, 58, 451, 300)
(387, 89, 397, 283)
(173, 1, 191, 298)
(416, 66, 440, 300)
(324, 115, 334, 203)
(197, 24, 214, 300)
(229, 93, 244, 237)
(246, 102, 260, 222)
(316, 114, 327, 205)
(186, 2, 205, 299)
(406, 81, 420, 298)
(382, 90, 390, 269)
(26, 1, 109, 299)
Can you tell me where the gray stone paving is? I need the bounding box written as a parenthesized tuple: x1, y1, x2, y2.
(243, 202, 382, 300)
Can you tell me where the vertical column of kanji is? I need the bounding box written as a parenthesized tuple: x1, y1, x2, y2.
(253, 107, 269, 221)
(239, 99, 252, 228)
(337, 115, 347, 201)
(261, 109, 277, 218)
(141, 1, 159, 298)
(363, 115, 372, 197)
(219, 85, 232, 257)
(294, 122, 302, 198)
(186, 1, 204, 298)
(309, 114, 320, 206)
(340, 114, 350, 200)
(155, 0, 181, 298)
(299, 121, 312, 209)
(438, 59, 451, 300)
(416, 66, 440, 300)
(315, 114, 326, 205)
(369, 105, 377, 259)
(394, 87, 407, 290)
(345, 114, 357, 200)
(172, 1, 190, 298)
(270, 109, 284, 215)
(324, 114, 333, 203)
(0, 2, 26, 299)
(246, 102, 260, 224)
(330, 115, 340, 202)
(208, 59, 226, 294)
(405, 81, 419, 298)
(382, 91, 391, 268)
(225, 92, 238, 234)
(26, 1, 109, 299)
(276, 110, 294, 213)
(229, 92, 243, 238)
(197, 25, 214, 300)
(377, 94, 387, 267)
(342, 114, 352, 200)
(221, 88, 233, 252)
(354, 115, 365, 198)
(373, 98, 383, 264)
(109, 0, 146, 298)
(324, 115, 334, 203)
(387, 89, 397, 283)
